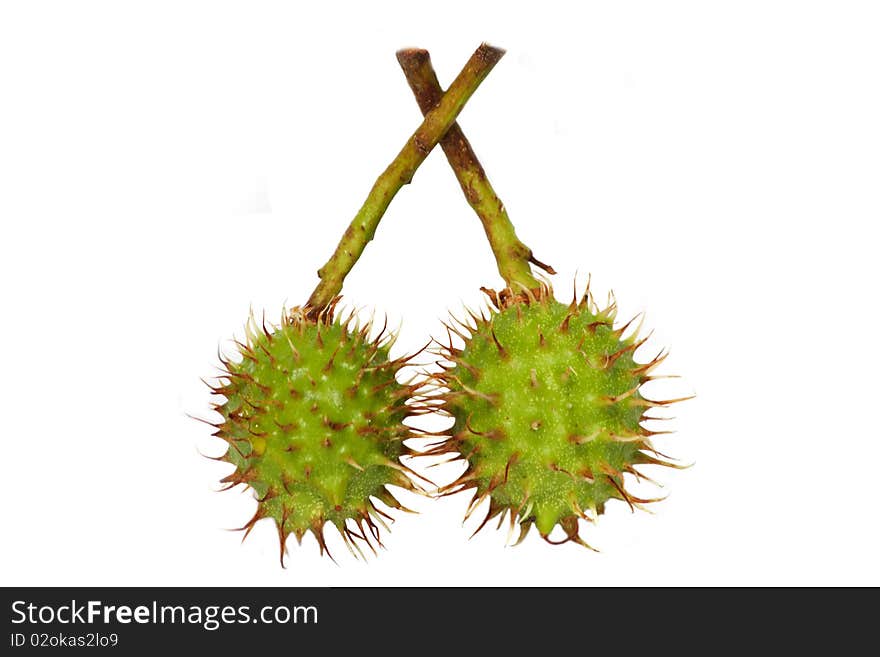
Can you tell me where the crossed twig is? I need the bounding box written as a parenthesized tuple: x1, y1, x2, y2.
(307, 44, 553, 317)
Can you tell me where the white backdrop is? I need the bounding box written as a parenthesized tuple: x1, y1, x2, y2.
(1, 1, 878, 586)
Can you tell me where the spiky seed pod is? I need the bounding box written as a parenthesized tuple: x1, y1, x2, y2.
(205, 304, 423, 563)
(428, 283, 688, 548)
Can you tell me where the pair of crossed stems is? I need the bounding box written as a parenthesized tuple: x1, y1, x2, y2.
(305, 44, 554, 320)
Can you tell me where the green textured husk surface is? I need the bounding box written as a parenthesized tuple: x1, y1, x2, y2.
(431, 286, 672, 546)
(210, 310, 418, 561)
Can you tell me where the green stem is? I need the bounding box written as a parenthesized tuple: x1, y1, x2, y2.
(306, 43, 506, 316)
(395, 48, 555, 293)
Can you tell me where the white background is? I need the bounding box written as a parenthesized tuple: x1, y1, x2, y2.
(2, 1, 878, 586)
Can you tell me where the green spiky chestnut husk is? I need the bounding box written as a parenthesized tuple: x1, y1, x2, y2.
(206, 304, 422, 563)
(429, 284, 685, 548)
